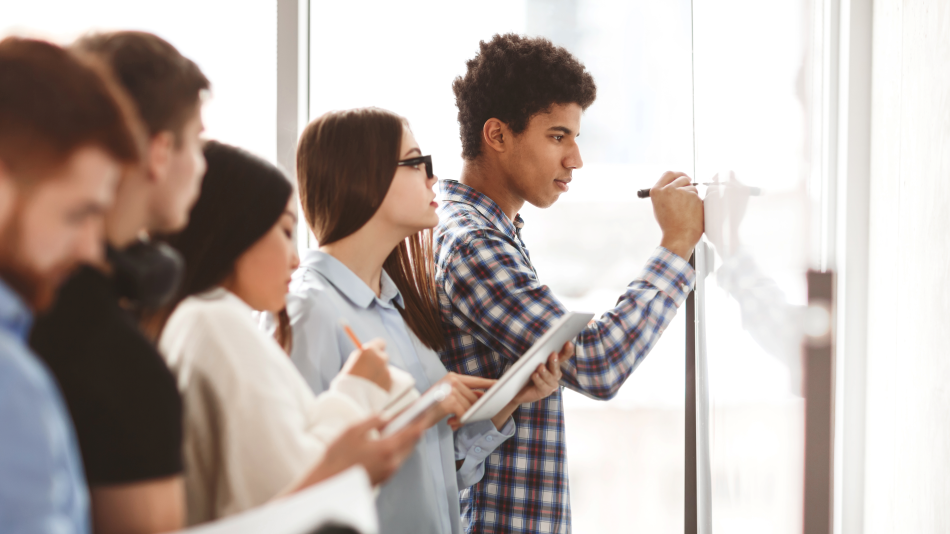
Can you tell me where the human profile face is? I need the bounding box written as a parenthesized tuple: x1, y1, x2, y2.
(373, 126, 439, 238)
(150, 107, 207, 233)
(226, 197, 300, 313)
(0, 146, 119, 310)
(505, 102, 584, 209)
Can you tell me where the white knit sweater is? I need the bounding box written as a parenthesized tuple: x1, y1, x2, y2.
(159, 288, 417, 525)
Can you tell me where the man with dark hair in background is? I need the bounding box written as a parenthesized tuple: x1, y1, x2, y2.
(30, 31, 209, 534)
(0, 36, 143, 534)
(435, 34, 704, 532)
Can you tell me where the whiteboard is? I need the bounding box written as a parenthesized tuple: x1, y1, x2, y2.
(691, 0, 816, 531)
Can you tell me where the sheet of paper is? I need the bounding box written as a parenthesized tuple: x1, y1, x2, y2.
(173, 467, 377, 534)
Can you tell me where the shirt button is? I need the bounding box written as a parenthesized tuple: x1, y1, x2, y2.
(475, 446, 483, 453)
(486, 436, 493, 442)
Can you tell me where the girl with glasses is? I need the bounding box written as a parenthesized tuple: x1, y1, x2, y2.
(287, 107, 567, 533)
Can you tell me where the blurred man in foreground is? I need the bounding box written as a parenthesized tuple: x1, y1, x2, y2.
(0, 37, 143, 534)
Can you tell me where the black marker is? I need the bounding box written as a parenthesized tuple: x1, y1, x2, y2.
(637, 183, 762, 198)
(637, 183, 699, 198)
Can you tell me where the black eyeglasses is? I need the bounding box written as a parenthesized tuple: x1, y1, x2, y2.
(397, 155, 434, 178)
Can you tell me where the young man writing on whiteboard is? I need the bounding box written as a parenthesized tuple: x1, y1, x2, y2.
(434, 33, 704, 533)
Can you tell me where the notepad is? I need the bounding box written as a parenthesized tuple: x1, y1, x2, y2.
(459, 312, 594, 425)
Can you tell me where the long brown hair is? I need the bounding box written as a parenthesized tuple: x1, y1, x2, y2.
(297, 107, 444, 351)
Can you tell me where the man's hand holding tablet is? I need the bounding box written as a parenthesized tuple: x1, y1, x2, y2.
(492, 341, 573, 425)
(384, 346, 570, 435)
(459, 312, 594, 425)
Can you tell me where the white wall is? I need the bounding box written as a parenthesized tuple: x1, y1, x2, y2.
(865, 0, 950, 532)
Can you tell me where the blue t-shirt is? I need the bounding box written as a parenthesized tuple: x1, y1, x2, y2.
(0, 278, 89, 534)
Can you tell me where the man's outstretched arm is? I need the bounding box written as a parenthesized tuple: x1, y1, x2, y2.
(443, 231, 695, 399)
(442, 171, 703, 398)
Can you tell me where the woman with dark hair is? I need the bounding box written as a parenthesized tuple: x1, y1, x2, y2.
(288, 108, 568, 533)
(150, 140, 425, 525)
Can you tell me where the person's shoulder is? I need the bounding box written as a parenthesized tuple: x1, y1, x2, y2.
(30, 266, 114, 349)
(0, 339, 56, 402)
(436, 202, 508, 256)
(58, 264, 113, 297)
(160, 290, 275, 380)
(43, 265, 114, 317)
(286, 269, 347, 325)
(37, 304, 174, 412)
(162, 290, 262, 357)
(288, 267, 334, 302)
(437, 200, 493, 235)
(171, 289, 254, 328)
(0, 341, 69, 445)
(437, 210, 521, 274)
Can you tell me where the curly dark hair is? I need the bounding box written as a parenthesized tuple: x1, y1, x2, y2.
(453, 33, 597, 160)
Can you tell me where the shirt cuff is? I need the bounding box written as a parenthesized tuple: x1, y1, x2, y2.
(454, 417, 516, 461)
(639, 246, 696, 307)
(454, 418, 516, 488)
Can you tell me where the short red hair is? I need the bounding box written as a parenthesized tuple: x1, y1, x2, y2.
(0, 37, 144, 182)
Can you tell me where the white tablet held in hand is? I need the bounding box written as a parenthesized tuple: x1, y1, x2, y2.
(381, 382, 452, 437)
(459, 311, 594, 425)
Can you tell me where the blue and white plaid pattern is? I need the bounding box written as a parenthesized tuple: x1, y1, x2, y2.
(434, 180, 696, 533)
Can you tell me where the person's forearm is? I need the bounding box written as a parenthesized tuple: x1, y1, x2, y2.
(90, 476, 185, 534)
(491, 401, 518, 430)
(453, 419, 516, 482)
(559, 247, 694, 399)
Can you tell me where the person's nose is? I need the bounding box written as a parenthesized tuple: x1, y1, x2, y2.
(564, 143, 583, 171)
(290, 248, 300, 271)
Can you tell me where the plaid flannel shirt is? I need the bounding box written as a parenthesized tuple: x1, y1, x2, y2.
(434, 180, 696, 534)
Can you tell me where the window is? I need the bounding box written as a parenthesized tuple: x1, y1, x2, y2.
(1, 0, 278, 164)
(310, 2, 693, 531)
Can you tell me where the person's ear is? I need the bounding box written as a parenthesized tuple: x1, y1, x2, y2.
(482, 118, 509, 155)
(0, 159, 19, 234)
(147, 131, 175, 185)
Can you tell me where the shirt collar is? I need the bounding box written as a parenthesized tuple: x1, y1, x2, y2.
(439, 180, 525, 240)
(298, 249, 405, 310)
(197, 286, 253, 312)
(0, 277, 33, 341)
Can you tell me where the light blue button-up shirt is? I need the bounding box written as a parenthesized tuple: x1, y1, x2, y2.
(0, 278, 90, 534)
(286, 250, 515, 534)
